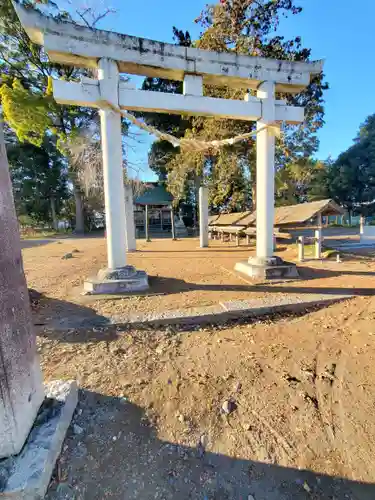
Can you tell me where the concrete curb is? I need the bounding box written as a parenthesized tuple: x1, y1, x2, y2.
(0, 380, 78, 500)
(120, 294, 352, 328)
(45, 294, 354, 331)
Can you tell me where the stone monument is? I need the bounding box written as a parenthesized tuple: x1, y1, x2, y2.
(0, 121, 77, 499)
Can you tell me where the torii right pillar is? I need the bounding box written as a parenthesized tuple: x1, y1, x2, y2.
(235, 81, 298, 280)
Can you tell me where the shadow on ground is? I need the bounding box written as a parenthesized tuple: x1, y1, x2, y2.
(139, 247, 257, 253)
(148, 267, 375, 297)
(30, 289, 111, 333)
(30, 263, 375, 333)
(46, 389, 375, 500)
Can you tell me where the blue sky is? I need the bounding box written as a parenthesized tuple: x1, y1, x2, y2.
(62, 0, 375, 180)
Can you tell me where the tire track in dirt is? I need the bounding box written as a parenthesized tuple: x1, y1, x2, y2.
(332, 350, 353, 474)
(235, 395, 297, 464)
(314, 350, 338, 445)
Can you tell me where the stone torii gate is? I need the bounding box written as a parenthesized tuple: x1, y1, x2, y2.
(15, 3, 323, 289)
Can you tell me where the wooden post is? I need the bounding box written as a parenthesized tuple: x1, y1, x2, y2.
(145, 205, 151, 242)
(298, 236, 305, 262)
(315, 213, 322, 259)
(246, 234, 251, 245)
(199, 186, 209, 248)
(236, 233, 240, 246)
(171, 207, 176, 240)
(360, 214, 365, 235)
(315, 230, 322, 259)
(124, 184, 136, 252)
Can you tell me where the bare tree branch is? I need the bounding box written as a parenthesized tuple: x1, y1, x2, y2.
(90, 8, 116, 27)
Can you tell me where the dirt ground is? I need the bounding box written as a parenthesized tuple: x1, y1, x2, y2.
(22, 236, 375, 326)
(21, 236, 375, 498)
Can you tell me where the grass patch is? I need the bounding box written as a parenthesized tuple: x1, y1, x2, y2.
(20, 229, 72, 240)
(298, 243, 338, 259)
(322, 247, 338, 259)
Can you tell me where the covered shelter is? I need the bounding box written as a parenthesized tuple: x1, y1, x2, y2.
(134, 184, 174, 234)
(208, 211, 251, 244)
(239, 199, 344, 230)
(208, 200, 345, 246)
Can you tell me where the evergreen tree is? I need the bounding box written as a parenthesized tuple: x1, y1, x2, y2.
(0, 0, 117, 232)
(313, 114, 375, 219)
(142, 0, 327, 212)
(7, 136, 68, 228)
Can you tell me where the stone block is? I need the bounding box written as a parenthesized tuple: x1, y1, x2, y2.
(235, 256, 299, 280)
(0, 356, 44, 460)
(0, 380, 78, 500)
(84, 266, 149, 294)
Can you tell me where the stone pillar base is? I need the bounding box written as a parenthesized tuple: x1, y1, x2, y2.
(235, 256, 299, 280)
(84, 265, 149, 294)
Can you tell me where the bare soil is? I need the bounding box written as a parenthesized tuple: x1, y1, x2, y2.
(21, 236, 375, 498)
(23, 236, 375, 325)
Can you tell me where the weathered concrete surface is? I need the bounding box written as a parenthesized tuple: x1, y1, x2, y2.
(0, 380, 78, 500)
(99, 58, 128, 270)
(255, 81, 276, 261)
(0, 122, 44, 458)
(84, 266, 149, 294)
(235, 258, 299, 280)
(122, 294, 350, 326)
(42, 294, 352, 330)
(54, 79, 305, 124)
(14, 3, 323, 93)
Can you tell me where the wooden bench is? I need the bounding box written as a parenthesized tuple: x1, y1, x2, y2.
(209, 225, 246, 245)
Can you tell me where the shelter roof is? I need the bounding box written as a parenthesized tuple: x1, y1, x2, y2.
(208, 215, 220, 225)
(240, 199, 345, 227)
(209, 212, 251, 226)
(135, 185, 173, 206)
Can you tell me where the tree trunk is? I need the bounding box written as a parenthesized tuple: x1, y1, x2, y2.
(50, 196, 58, 231)
(251, 183, 256, 211)
(194, 175, 201, 230)
(249, 158, 256, 211)
(73, 183, 85, 234)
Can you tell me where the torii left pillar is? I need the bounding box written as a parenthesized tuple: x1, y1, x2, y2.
(84, 58, 148, 294)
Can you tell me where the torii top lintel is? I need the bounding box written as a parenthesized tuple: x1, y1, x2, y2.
(14, 2, 323, 94)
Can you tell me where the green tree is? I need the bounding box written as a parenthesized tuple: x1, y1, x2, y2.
(306, 113, 375, 221)
(143, 0, 327, 213)
(275, 158, 327, 205)
(7, 136, 68, 228)
(0, 0, 120, 233)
